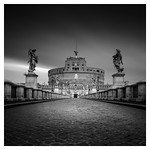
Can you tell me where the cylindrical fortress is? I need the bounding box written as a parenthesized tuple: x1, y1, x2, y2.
(48, 53, 105, 98)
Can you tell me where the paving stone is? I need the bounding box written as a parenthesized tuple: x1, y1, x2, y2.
(4, 98, 146, 146)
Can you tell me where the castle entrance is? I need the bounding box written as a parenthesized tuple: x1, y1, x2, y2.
(69, 83, 84, 98)
(74, 94, 78, 98)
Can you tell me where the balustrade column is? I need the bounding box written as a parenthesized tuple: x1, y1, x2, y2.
(16, 84, 25, 101)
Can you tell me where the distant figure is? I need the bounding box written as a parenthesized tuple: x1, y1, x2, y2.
(28, 49, 38, 72)
(113, 49, 124, 73)
(74, 50, 78, 57)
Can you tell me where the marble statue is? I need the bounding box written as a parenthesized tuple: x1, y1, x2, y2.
(113, 49, 124, 73)
(28, 49, 38, 72)
(74, 50, 78, 57)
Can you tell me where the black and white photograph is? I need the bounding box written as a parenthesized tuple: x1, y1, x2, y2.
(3, 2, 147, 147)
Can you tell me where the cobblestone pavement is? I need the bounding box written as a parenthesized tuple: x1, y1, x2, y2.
(4, 98, 146, 146)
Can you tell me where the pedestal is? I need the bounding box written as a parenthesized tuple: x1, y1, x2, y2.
(112, 73, 125, 88)
(25, 72, 38, 88)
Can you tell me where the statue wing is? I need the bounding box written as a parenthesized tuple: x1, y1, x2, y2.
(120, 54, 123, 64)
(28, 49, 31, 56)
(35, 56, 38, 63)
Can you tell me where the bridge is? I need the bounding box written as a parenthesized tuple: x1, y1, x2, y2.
(4, 49, 146, 146)
(5, 98, 145, 146)
(4, 78, 146, 146)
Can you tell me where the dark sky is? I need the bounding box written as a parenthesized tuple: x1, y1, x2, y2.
(4, 4, 146, 84)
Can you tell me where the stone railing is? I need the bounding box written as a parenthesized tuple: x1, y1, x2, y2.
(4, 80, 70, 103)
(81, 81, 146, 103)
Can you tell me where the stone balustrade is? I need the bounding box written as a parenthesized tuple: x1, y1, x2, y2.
(33, 89, 38, 99)
(81, 81, 146, 103)
(25, 87, 33, 100)
(37, 89, 43, 100)
(16, 84, 25, 101)
(4, 81, 70, 102)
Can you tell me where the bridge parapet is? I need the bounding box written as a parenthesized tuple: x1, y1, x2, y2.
(4, 81, 70, 103)
(81, 81, 146, 103)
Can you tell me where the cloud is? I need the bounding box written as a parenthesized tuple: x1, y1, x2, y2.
(4, 58, 52, 73)
(4, 58, 54, 84)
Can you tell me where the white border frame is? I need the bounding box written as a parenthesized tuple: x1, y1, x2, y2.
(1, 0, 149, 150)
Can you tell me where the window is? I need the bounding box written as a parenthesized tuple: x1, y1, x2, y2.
(73, 67, 79, 71)
(97, 70, 99, 72)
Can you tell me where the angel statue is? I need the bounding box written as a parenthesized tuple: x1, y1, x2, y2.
(28, 49, 38, 72)
(113, 49, 124, 73)
(74, 50, 78, 57)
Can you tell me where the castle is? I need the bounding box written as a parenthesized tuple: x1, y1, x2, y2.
(48, 51, 111, 98)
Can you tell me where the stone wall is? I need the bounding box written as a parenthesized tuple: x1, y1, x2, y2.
(81, 81, 146, 103)
(4, 81, 70, 102)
